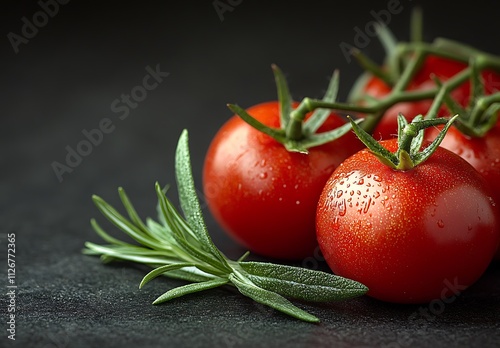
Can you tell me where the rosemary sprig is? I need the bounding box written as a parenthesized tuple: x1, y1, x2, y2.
(83, 129, 368, 323)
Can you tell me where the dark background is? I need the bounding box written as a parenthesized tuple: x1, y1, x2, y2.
(1, 1, 500, 347)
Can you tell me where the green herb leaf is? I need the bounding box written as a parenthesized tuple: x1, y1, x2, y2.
(240, 262, 368, 302)
(84, 129, 369, 323)
(175, 130, 231, 270)
(92, 195, 162, 250)
(229, 274, 320, 323)
(140, 263, 194, 289)
(153, 278, 229, 305)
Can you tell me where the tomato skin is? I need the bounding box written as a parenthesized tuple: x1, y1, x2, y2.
(316, 139, 500, 303)
(203, 101, 363, 260)
(362, 56, 500, 139)
(426, 126, 500, 260)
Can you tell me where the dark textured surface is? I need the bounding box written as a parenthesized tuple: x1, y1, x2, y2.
(2, 1, 500, 347)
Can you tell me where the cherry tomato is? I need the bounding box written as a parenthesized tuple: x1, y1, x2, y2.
(316, 139, 500, 303)
(362, 56, 500, 139)
(203, 101, 363, 260)
(426, 126, 500, 260)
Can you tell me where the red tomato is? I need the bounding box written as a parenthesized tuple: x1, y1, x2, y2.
(362, 56, 500, 139)
(426, 126, 500, 260)
(316, 139, 500, 303)
(203, 101, 363, 260)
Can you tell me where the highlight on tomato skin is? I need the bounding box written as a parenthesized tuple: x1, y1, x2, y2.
(315, 139, 500, 304)
(425, 124, 500, 261)
(202, 101, 364, 260)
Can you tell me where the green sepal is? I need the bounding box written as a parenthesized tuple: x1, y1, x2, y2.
(411, 115, 459, 166)
(303, 70, 340, 135)
(349, 115, 459, 170)
(227, 103, 287, 141)
(272, 64, 293, 130)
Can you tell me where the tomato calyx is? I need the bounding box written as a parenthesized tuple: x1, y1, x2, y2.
(349, 92, 458, 171)
(431, 72, 500, 138)
(347, 9, 500, 136)
(227, 65, 359, 154)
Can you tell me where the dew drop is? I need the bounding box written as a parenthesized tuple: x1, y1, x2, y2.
(467, 224, 473, 231)
(283, 184, 287, 188)
(373, 191, 380, 199)
(260, 159, 266, 167)
(338, 199, 346, 216)
(294, 184, 299, 189)
(437, 220, 445, 228)
(358, 178, 364, 185)
(296, 200, 301, 205)
(238, 183, 242, 190)
(373, 175, 382, 182)
(259, 172, 268, 179)
(363, 197, 372, 213)
(336, 190, 343, 198)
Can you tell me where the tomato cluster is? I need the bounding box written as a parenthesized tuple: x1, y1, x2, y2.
(202, 27, 500, 304)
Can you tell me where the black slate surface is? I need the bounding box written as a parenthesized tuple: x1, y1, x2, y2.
(2, 1, 500, 347)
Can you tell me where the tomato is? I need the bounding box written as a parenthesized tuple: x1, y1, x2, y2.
(426, 125, 500, 260)
(362, 56, 500, 139)
(203, 101, 363, 260)
(316, 138, 500, 303)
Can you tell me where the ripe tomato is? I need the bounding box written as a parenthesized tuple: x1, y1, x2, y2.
(362, 56, 500, 139)
(203, 101, 363, 260)
(426, 126, 500, 260)
(316, 139, 500, 303)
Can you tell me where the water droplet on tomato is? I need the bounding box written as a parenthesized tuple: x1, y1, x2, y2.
(437, 220, 445, 228)
(259, 172, 268, 179)
(238, 183, 242, 190)
(467, 224, 473, 231)
(295, 200, 300, 205)
(358, 178, 364, 185)
(336, 190, 343, 198)
(338, 199, 346, 216)
(283, 184, 287, 188)
(373, 175, 382, 182)
(363, 197, 372, 213)
(373, 191, 380, 199)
